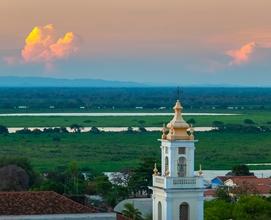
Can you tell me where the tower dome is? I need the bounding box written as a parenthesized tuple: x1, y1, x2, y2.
(165, 100, 192, 140)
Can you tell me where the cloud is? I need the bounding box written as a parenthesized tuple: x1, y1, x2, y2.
(21, 24, 79, 67)
(226, 42, 256, 65)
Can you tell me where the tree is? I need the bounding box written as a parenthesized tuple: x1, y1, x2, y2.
(128, 157, 158, 196)
(215, 187, 231, 202)
(37, 179, 64, 194)
(60, 127, 69, 133)
(94, 175, 112, 196)
(212, 121, 224, 130)
(126, 127, 134, 133)
(16, 128, 32, 134)
(90, 126, 100, 134)
(43, 127, 69, 133)
(32, 128, 42, 134)
(232, 164, 253, 176)
(138, 127, 147, 132)
(205, 199, 233, 220)
(233, 196, 271, 220)
(0, 125, 8, 134)
(244, 119, 255, 125)
(0, 157, 37, 186)
(122, 203, 143, 220)
(67, 161, 81, 194)
(89, 174, 130, 207)
(187, 118, 196, 125)
(33, 165, 86, 195)
(105, 185, 129, 207)
(0, 165, 29, 191)
(70, 124, 84, 133)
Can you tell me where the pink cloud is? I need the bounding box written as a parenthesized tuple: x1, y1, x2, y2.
(21, 24, 79, 67)
(226, 42, 256, 65)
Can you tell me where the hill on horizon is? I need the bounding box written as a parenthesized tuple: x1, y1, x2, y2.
(0, 76, 146, 87)
(0, 76, 269, 88)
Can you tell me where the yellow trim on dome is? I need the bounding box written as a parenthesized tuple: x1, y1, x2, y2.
(165, 100, 194, 140)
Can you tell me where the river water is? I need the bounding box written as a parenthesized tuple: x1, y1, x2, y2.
(8, 126, 215, 133)
(0, 112, 239, 117)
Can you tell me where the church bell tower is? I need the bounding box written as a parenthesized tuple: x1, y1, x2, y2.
(151, 100, 204, 220)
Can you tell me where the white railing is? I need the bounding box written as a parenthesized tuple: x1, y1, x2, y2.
(173, 178, 196, 185)
(153, 176, 204, 189)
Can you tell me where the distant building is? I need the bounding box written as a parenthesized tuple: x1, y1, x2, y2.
(17, 106, 28, 109)
(210, 175, 271, 197)
(159, 107, 166, 110)
(224, 176, 257, 188)
(225, 176, 271, 197)
(211, 176, 231, 188)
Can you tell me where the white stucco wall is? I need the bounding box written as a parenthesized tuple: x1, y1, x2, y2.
(153, 138, 204, 220)
(160, 139, 197, 177)
(152, 188, 204, 220)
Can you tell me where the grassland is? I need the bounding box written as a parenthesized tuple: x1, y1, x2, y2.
(0, 110, 270, 127)
(0, 131, 270, 173)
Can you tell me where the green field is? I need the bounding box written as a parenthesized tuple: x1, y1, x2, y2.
(0, 131, 270, 173)
(0, 110, 270, 127)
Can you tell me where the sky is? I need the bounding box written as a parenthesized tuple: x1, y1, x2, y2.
(1, 0, 271, 86)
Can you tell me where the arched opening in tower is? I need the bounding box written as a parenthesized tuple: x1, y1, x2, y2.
(179, 202, 189, 220)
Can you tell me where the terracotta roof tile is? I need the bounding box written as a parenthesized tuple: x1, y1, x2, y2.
(228, 177, 271, 195)
(228, 176, 257, 181)
(254, 185, 271, 194)
(216, 176, 232, 182)
(0, 191, 97, 215)
(204, 189, 216, 197)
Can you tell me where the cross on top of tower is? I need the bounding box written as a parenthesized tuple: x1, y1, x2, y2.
(176, 86, 183, 101)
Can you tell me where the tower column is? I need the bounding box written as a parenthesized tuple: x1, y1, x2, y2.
(151, 100, 204, 220)
(168, 147, 174, 177)
(165, 197, 173, 220)
(161, 146, 165, 176)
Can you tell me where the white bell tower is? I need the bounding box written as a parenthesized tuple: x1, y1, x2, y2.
(151, 100, 204, 220)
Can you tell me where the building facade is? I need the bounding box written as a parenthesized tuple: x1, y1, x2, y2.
(151, 100, 204, 220)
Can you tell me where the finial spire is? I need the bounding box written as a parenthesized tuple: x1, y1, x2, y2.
(189, 124, 195, 140)
(153, 163, 158, 176)
(198, 164, 203, 176)
(161, 123, 167, 139)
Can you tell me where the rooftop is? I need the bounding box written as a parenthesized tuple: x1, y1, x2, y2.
(0, 191, 97, 215)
